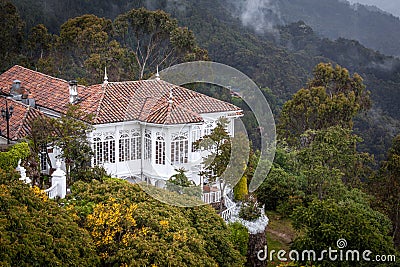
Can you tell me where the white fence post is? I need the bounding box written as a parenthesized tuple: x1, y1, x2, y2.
(51, 160, 66, 199)
(16, 159, 31, 185)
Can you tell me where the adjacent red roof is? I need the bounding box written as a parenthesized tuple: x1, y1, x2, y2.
(0, 65, 87, 115)
(0, 97, 45, 141)
(0, 65, 242, 125)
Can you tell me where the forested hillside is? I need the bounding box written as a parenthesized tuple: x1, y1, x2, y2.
(7, 0, 399, 161)
(276, 0, 400, 57)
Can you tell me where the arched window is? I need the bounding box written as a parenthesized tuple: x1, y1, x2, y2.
(144, 130, 152, 160)
(204, 122, 214, 136)
(119, 134, 130, 162)
(171, 135, 188, 164)
(104, 136, 115, 163)
(191, 125, 201, 152)
(93, 137, 102, 165)
(93, 135, 115, 165)
(155, 135, 165, 165)
(131, 131, 141, 160)
(40, 145, 47, 171)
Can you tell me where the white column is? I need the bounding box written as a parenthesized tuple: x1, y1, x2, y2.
(51, 160, 67, 199)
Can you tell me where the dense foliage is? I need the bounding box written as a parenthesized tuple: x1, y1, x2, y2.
(0, 172, 99, 266)
(29, 105, 94, 185)
(278, 63, 370, 147)
(370, 134, 400, 248)
(65, 179, 245, 266)
(233, 175, 248, 201)
(0, 142, 30, 170)
(166, 168, 201, 197)
(292, 197, 396, 266)
(2, 0, 400, 160)
(1, 0, 400, 263)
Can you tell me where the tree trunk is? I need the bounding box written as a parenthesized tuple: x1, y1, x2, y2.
(246, 228, 267, 267)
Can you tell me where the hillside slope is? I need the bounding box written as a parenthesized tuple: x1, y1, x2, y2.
(8, 0, 400, 159)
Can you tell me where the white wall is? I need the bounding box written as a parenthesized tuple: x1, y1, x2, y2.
(90, 112, 240, 186)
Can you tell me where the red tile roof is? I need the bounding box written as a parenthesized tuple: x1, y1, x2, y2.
(0, 65, 87, 115)
(0, 65, 242, 125)
(0, 97, 45, 141)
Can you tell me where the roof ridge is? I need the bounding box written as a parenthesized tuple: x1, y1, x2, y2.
(164, 101, 174, 124)
(1, 95, 30, 108)
(11, 65, 86, 88)
(89, 80, 144, 87)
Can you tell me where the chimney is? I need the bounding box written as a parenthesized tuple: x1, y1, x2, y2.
(27, 93, 36, 107)
(10, 80, 22, 99)
(69, 80, 78, 104)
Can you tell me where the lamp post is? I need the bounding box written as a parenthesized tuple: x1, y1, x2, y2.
(1, 101, 14, 144)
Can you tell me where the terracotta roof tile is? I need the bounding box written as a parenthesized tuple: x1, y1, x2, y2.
(0, 65, 242, 126)
(0, 65, 88, 114)
(88, 81, 241, 124)
(0, 96, 45, 141)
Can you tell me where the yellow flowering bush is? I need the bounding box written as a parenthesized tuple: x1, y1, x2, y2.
(67, 178, 245, 266)
(86, 199, 141, 256)
(31, 185, 48, 202)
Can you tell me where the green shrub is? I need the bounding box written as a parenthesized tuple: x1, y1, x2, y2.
(239, 194, 262, 221)
(0, 180, 99, 266)
(228, 222, 249, 257)
(234, 175, 248, 201)
(0, 142, 30, 170)
(66, 179, 245, 266)
(70, 165, 110, 183)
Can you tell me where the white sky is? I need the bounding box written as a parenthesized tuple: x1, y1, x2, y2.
(347, 0, 400, 17)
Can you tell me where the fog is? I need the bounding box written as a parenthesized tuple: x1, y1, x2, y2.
(347, 0, 400, 17)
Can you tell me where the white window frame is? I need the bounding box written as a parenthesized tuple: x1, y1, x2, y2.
(191, 125, 202, 152)
(40, 145, 47, 171)
(93, 134, 116, 165)
(119, 134, 130, 162)
(131, 131, 141, 160)
(171, 134, 189, 165)
(144, 130, 152, 161)
(155, 135, 165, 165)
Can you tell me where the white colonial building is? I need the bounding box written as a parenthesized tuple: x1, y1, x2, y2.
(0, 65, 242, 188)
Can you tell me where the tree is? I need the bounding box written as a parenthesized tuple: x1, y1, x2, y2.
(194, 118, 248, 209)
(297, 126, 371, 201)
(256, 164, 305, 212)
(55, 14, 137, 83)
(278, 63, 370, 147)
(233, 175, 248, 201)
(0, 142, 30, 171)
(114, 7, 208, 79)
(371, 134, 400, 248)
(29, 105, 94, 185)
(26, 24, 53, 60)
(64, 178, 245, 266)
(0, 0, 25, 72)
(0, 176, 99, 266)
(291, 196, 396, 266)
(166, 167, 201, 197)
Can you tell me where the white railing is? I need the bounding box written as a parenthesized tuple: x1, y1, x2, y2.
(224, 194, 235, 209)
(202, 190, 222, 204)
(44, 183, 59, 199)
(221, 194, 236, 221)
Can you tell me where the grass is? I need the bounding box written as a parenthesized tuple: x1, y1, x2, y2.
(265, 211, 297, 267)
